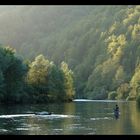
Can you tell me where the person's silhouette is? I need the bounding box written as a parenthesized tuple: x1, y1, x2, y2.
(114, 104, 119, 119)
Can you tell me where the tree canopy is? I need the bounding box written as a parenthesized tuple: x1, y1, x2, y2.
(1, 6, 140, 104)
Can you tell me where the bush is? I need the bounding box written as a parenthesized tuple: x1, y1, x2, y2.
(108, 91, 117, 100)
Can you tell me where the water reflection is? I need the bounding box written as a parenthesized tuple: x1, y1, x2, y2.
(62, 102, 78, 135)
(129, 102, 140, 134)
(0, 100, 140, 134)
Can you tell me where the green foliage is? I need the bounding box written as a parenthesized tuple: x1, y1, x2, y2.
(2, 6, 140, 103)
(61, 61, 75, 101)
(46, 62, 66, 102)
(108, 91, 117, 100)
(0, 70, 5, 102)
(27, 54, 50, 86)
(26, 55, 75, 103)
(0, 45, 27, 104)
(128, 65, 140, 100)
(116, 83, 130, 100)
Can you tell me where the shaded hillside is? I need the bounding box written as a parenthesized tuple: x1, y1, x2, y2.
(1, 5, 140, 101)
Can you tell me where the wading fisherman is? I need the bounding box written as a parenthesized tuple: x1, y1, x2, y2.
(114, 104, 119, 119)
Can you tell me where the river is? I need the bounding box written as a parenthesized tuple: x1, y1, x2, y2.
(0, 99, 140, 135)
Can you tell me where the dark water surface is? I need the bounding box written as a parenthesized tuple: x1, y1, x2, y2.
(0, 99, 140, 135)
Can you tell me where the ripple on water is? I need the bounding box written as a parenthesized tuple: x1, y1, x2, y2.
(16, 128, 30, 131)
(35, 114, 79, 120)
(90, 117, 113, 121)
(0, 114, 35, 118)
(53, 129, 63, 131)
(71, 124, 81, 126)
(16, 126, 40, 131)
(68, 125, 85, 130)
(0, 129, 8, 132)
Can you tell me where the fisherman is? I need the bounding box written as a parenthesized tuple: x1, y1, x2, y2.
(114, 104, 119, 119)
(115, 104, 119, 112)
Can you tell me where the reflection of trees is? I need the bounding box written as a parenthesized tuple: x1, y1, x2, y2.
(94, 102, 123, 134)
(24, 102, 140, 135)
(23, 103, 76, 135)
(112, 101, 140, 134)
(24, 116, 51, 135)
(89, 102, 140, 135)
(129, 101, 140, 134)
(2, 102, 140, 135)
(16, 104, 52, 135)
(116, 102, 134, 134)
(61, 102, 76, 134)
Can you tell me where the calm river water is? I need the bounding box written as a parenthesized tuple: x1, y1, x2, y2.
(0, 99, 140, 135)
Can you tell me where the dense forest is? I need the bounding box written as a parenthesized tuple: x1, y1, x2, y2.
(1, 5, 140, 104)
(0, 45, 75, 104)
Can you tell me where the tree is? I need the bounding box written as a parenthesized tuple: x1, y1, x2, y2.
(47, 62, 66, 102)
(3, 47, 27, 103)
(0, 70, 5, 102)
(108, 91, 117, 100)
(26, 54, 50, 103)
(61, 61, 75, 101)
(113, 65, 126, 87)
(129, 65, 140, 100)
(116, 83, 130, 100)
(0, 46, 27, 104)
(27, 54, 50, 86)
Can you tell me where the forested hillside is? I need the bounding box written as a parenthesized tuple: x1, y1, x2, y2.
(1, 5, 140, 103)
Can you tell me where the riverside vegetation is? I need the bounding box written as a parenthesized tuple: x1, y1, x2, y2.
(0, 6, 140, 105)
